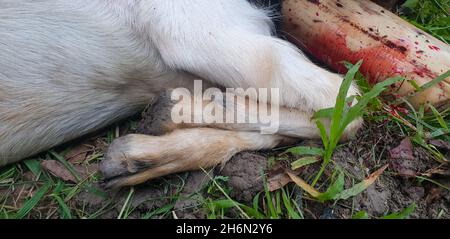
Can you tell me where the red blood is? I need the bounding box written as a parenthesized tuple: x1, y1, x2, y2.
(392, 93, 402, 99)
(390, 104, 409, 115)
(388, 108, 400, 118)
(413, 65, 437, 78)
(393, 67, 405, 75)
(297, 29, 408, 84)
(413, 70, 425, 77)
(316, 12, 319, 16)
(285, 20, 439, 86)
(428, 45, 440, 51)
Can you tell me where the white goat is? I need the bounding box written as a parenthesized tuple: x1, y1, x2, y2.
(0, 0, 362, 187)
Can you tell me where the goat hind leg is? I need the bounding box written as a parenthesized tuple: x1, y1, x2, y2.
(100, 89, 362, 188)
(100, 90, 361, 188)
(100, 128, 293, 188)
(136, 89, 362, 140)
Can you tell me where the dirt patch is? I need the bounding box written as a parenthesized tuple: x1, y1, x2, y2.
(73, 152, 270, 219)
(173, 171, 211, 219)
(220, 152, 268, 203)
(299, 122, 449, 219)
(170, 153, 269, 219)
(74, 175, 186, 219)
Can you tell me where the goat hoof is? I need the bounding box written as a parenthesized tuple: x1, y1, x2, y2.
(99, 135, 155, 189)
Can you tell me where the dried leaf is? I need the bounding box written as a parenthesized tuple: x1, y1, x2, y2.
(65, 144, 92, 164)
(268, 173, 291, 192)
(389, 138, 414, 160)
(287, 172, 321, 198)
(425, 188, 443, 203)
(429, 139, 450, 152)
(267, 162, 300, 192)
(74, 163, 99, 179)
(94, 138, 109, 152)
(41, 160, 99, 183)
(422, 166, 450, 178)
(41, 160, 77, 183)
(267, 163, 303, 192)
(389, 138, 417, 178)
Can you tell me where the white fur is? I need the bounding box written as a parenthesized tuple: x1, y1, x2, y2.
(0, 0, 360, 166)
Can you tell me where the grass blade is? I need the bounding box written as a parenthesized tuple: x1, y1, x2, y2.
(118, 187, 134, 219)
(143, 203, 174, 219)
(291, 157, 320, 170)
(15, 181, 51, 219)
(352, 211, 370, 219)
(281, 188, 301, 219)
(341, 76, 404, 135)
(23, 159, 42, 177)
(50, 151, 81, 182)
(428, 103, 448, 130)
(54, 195, 72, 219)
(51, 181, 72, 219)
(285, 146, 324, 156)
(417, 70, 450, 93)
(316, 120, 329, 146)
(264, 180, 278, 219)
(313, 107, 334, 119)
(335, 165, 388, 200)
(318, 171, 345, 202)
(330, 61, 363, 145)
(381, 203, 416, 219)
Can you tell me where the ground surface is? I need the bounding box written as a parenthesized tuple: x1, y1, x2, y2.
(76, 121, 450, 219)
(1, 107, 447, 219)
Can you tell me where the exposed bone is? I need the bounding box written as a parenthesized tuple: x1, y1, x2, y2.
(282, 0, 449, 107)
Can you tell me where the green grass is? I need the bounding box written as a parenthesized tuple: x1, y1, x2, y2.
(203, 178, 304, 219)
(0, 3, 448, 219)
(0, 123, 125, 219)
(311, 61, 404, 186)
(199, 62, 448, 219)
(401, 0, 450, 43)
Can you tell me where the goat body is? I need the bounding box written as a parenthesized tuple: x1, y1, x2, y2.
(0, 0, 361, 187)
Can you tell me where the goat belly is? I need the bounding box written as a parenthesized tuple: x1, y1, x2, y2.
(282, 0, 450, 107)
